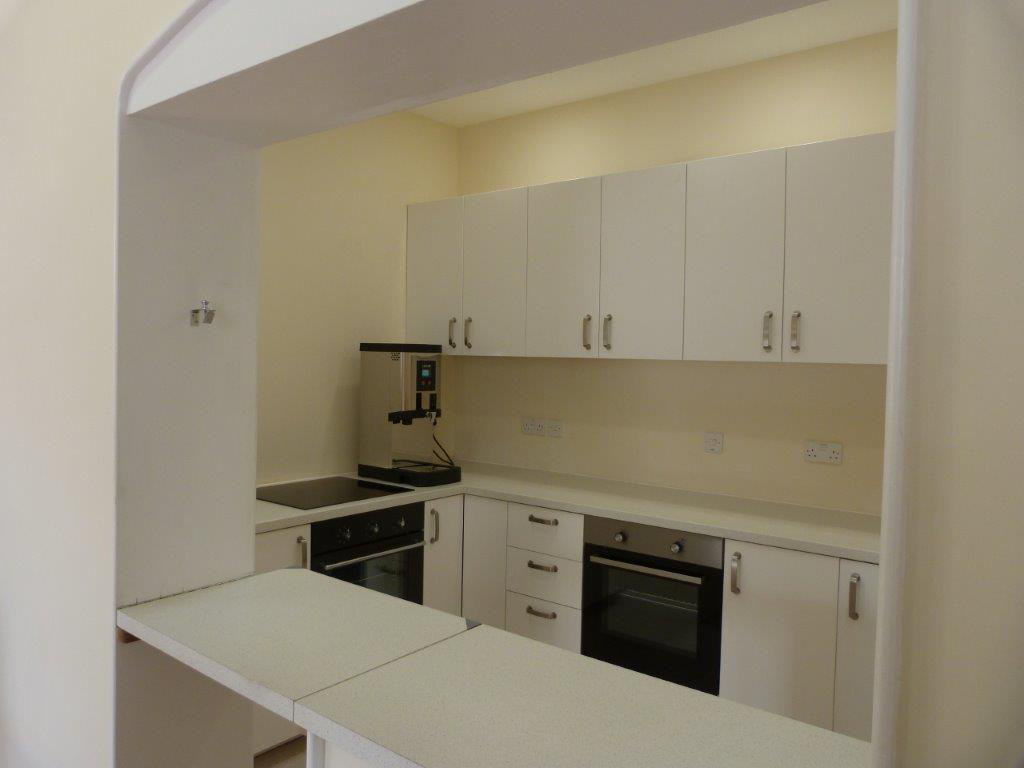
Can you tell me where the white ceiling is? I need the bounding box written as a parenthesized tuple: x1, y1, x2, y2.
(413, 0, 897, 128)
(130, 0, 824, 146)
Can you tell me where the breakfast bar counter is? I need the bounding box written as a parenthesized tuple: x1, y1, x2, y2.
(118, 569, 869, 768)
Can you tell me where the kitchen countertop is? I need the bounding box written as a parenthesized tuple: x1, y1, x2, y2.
(117, 569, 469, 719)
(256, 462, 881, 563)
(119, 569, 869, 768)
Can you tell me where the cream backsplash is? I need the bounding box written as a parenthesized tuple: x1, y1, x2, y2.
(447, 357, 885, 515)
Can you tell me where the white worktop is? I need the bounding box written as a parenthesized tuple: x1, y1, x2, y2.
(119, 569, 869, 768)
(256, 462, 880, 563)
(117, 569, 469, 719)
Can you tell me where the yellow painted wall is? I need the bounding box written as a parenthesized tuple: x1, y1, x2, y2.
(258, 113, 458, 483)
(458, 31, 896, 194)
(447, 32, 895, 514)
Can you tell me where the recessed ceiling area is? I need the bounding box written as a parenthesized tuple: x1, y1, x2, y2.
(413, 0, 896, 127)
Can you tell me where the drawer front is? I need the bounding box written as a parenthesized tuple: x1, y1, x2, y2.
(506, 546, 583, 609)
(507, 503, 583, 561)
(506, 591, 581, 653)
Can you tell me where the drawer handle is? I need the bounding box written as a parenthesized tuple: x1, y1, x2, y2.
(730, 552, 741, 594)
(527, 560, 558, 573)
(527, 514, 558, 527)
(848, 573, 861, 620)
(526, 605, 557, 620)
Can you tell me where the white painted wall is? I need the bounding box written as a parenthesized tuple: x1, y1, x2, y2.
(0, 3, 191, 767)
(116, 117, 258, 608)
(129, 0, 420, 113)
(880, 1, 1024, 765)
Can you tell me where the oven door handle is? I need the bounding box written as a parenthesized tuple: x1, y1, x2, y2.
(322, 541, 424, 572)
(588, 554, 703, 585)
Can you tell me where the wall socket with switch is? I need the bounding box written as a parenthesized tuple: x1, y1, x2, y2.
(805, 441, 843, 465)
(521, 418, 564, 438)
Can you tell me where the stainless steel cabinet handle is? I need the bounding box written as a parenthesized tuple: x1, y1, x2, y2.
(603, 314, 613, 350)
(430, 508, 440, 544)
(448, 317, 457, 349)
(730, 552, 742, 594)
(527, 560, 558, 573)
(588, 555, 702, 585)
(527, 513, 558, 527)
(762, 310, 774, 352)
(848, 573, 861, 620)
(322, 541, 424, 571)
(526, 606, 557, 620)
(582, 314, 593, 350)
(790, 310, 802, 352)
(297, 535, 309, 569)
(464, 317, 473, 349)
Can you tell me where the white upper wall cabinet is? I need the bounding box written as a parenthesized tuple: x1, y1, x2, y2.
(684, 149, 786, 362)
(600, 164, 686, 360)
(406, 198, 463, 349)
(462, 188, 528, 356)
(527, 178, 602, 358)
(783, 132, 894, 364)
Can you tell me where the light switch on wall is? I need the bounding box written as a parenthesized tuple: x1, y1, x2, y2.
(703, 432, 724, 454)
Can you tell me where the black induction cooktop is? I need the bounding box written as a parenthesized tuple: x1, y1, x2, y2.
(256, 476, 411, 510)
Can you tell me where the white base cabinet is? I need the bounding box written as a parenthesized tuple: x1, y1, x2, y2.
(252, 525, 310, 755)
(506, 592, 582, 653)
(720, 540, 839, 730)
(422, 495, 464, 616)
(834, 559, 879, 741)
(461, 496, 508, 629)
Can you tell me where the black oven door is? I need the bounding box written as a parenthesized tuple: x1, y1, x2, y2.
(582, 543, 722, 694)
(311, 532, 424, 604)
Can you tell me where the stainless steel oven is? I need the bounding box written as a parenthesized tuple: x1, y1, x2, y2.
(310, 503, 425, 604)
(581, 517, 724, 694)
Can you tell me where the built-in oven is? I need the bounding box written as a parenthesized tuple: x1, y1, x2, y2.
(310, 502, 425, 604)
(581, 517, 724, 695)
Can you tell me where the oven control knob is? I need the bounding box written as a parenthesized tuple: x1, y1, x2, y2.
(368, 522, 380, 535)
(670, 540, 684, 555)
(340, 528, 352, 542)
(613, 531, 627, 544)
(396, 517, 406, 529)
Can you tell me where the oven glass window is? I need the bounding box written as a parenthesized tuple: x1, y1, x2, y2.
(597, 565, 701, 657)
(329, 548, 422, 603)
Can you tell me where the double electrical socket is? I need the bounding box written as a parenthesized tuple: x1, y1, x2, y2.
(805, 441, 843, 465)
(522, 417, 564, 438)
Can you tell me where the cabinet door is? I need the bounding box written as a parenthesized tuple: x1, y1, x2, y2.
(783, 133, 894, 363)
(684, 149, 786, 362)
(406, 197, 463, 349)
(253, 525, 310, 755)
(720, 540, 839, 729)
(600, 164, 685, 359)
(461, 496, 508, 628)
(254, 525, 311, 573)
(422, 495, 464, 616)
(462, 188, 528, 356)
(526, 178, 602, 357)
(834, 560, 879, 741)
